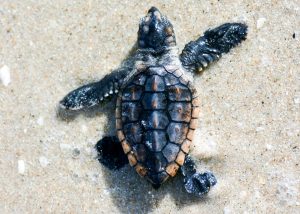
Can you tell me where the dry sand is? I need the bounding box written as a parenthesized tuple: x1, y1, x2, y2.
(0, 1, 299, 213)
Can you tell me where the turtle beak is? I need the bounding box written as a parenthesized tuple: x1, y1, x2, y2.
(146, 6, 162, 23)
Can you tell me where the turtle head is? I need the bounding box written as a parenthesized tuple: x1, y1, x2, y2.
(138, 7, 176, 52)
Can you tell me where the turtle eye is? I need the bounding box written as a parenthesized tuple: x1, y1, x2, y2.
(165, 27, 173, 36)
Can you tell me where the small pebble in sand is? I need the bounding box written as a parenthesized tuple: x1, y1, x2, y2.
(0, 65, 11, 86)
(256, 126, 265, 132)
(259, 176, 266, 185)
(81, 124, 88, 133)
(18, 160, 25, 174)
(294, 97, 300, 104)
(37, 116, 44, 126)
(256, 17, 266, 29)
(39, 156, 49, 167)
(265, 144, 273, 150)
(72, 148, 81, 158)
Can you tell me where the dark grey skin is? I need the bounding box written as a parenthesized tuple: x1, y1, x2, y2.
(60, 7, 247, 197)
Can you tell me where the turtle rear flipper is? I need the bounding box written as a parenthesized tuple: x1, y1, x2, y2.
(95, 136, 129, 170)
(59, 68, 130, 110)
(180, 155, 217, 197)
(180, 23, 248, 73)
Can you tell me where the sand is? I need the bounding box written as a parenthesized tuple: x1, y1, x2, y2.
(0, 1, 299, 213)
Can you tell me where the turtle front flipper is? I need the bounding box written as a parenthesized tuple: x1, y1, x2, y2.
(59, 68, 130, 110)
(180, 155, 217, 197)
(95, 136, 129, 170)
(180, 23, 248, 73)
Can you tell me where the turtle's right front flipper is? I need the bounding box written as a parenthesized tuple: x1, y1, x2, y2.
(60, 68, 130, 110)
(180, 23, 248, 73)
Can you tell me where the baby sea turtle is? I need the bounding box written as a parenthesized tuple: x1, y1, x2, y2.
(59, 7, 247, 196)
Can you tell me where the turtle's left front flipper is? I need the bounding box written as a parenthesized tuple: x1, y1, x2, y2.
(59, 68, 129, 110)
(180, 23, 248, 73)
(180, 155, 217, 197)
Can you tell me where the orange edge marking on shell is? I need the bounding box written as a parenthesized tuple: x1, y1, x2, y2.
(192, 106, 200, 118)
(128, 152, 137, 166)
(186, 129, 195, 141)
(117, 130, 125, 142)
(121, 140, 131, 154)
(192, 96, 201, 107)
(115, 106, 120, 115)
(166, 163, 180, 177)
(116, 96, 121, 107)
(181, 139, 192, 153)
(116, 118, 122, 130)
(135, 164, 147, 177)
(189, 118, 198, 130)
(175, 151, 186, 166)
